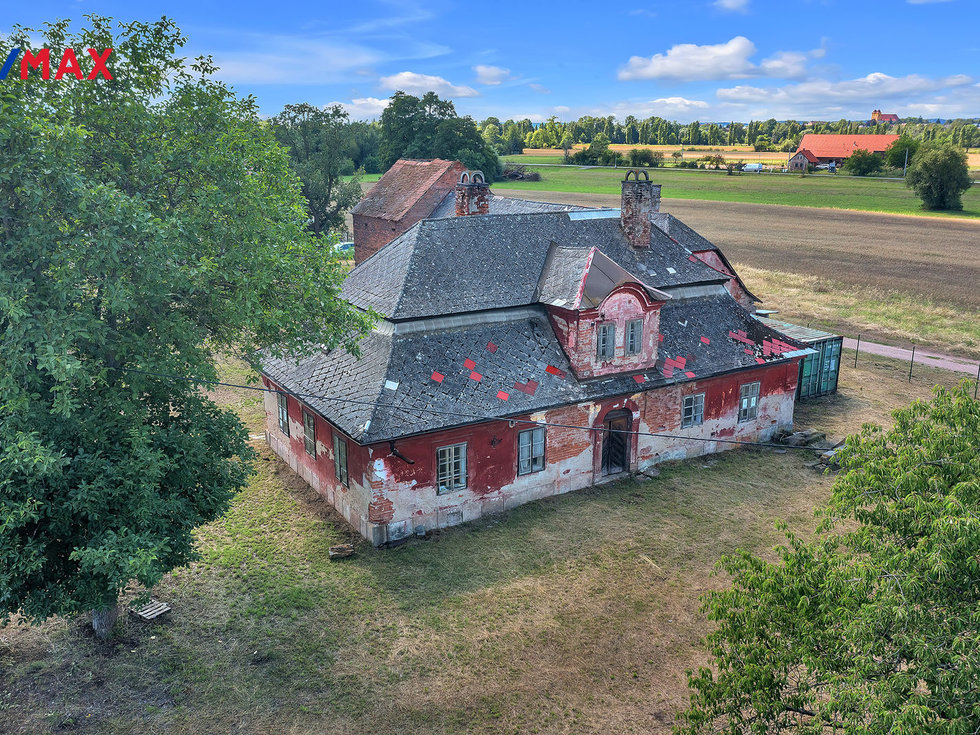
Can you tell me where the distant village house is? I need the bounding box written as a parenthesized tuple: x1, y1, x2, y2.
(789, 133, 900, 169)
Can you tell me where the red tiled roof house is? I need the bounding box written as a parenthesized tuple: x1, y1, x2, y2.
(793, 133, 900, 166)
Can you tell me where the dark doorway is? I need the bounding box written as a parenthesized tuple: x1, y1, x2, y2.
(601, 410, 632, 475)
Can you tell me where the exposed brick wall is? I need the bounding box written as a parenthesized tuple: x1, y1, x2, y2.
(620, 175, 661, 249)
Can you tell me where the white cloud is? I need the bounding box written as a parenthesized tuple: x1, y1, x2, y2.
(620, 37, 831, 82)
(759, 51, 809, 79)
(716, 72, 973, 104)
(628, 8, 657, 17)
(529, 83, 552, 94)
(205, 30, 449, 86)
(329, 97, 390, 119)
(379, 71, 479, 97)
(473, 65, 511, 85)
(619, 36, 757, 81)
(714, 0, 749, 12)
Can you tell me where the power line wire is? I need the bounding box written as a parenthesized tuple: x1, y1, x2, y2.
(113, 366, 827, 452)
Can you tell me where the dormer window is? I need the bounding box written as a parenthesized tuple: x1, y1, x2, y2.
(597, 323, 615, 360)
(626, 319, 643, 355)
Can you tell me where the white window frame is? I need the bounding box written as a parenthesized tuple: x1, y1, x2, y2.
(277, 392, 289, 436)
(626, 318, 643, 355)
(739, 382, 761, 423)
(682, 393, 705, 428)
(302, 410, 316, 457)
(333, 434, 348, 486)
(518, 427, 546, 475)
(596, 323, 616, 361)
(437, 443, 467, 494)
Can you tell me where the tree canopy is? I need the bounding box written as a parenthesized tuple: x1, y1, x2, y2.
(886, 134, 920, 170)
(842, 148, 884, 176)
(677, 383, 980, 734)
(0, 17, 372, 635)
(379, 91, 500, 178)
(269, 102, 364, 237)
(905, 145, 972, 210)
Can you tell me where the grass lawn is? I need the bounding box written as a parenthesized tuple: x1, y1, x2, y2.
(492, 164, 980, 219)
(1, 352, 965, 734)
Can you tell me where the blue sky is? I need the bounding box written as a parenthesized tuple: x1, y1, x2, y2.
(7, 0, 979, 122)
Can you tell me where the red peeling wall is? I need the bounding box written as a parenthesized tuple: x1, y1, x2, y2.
(547, 283, 663, 380)
(262, 356, 800, 546)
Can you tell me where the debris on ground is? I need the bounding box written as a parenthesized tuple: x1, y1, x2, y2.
(328, 543, 355, 560)
(781, 429, 826, 447)
(130, 599, 171, 622)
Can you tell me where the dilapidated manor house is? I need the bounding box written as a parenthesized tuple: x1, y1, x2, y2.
(260, 161, 812, 545)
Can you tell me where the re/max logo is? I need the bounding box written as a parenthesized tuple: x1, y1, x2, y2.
(0, 48, 113, 80)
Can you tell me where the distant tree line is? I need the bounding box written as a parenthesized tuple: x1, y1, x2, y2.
(267, 92, 977, 233)
(484, 114, 980, 154)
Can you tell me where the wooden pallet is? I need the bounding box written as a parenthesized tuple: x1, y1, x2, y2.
(130, 599, 171, 621)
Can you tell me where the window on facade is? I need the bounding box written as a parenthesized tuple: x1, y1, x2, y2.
(626, 319, 643, 355)
(302, 411, 316, 457)
(518, 427, 546, 475)
(333, 434, 348, 486)
(596, 323, 615, 360)
(277, 392, 289, 435)
(739, 382, 761, 423)
(436, 443, 467, 494)
(682, 393, 705, 428)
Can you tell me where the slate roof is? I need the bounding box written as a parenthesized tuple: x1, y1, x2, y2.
(796, 133, 899, 158)
(340, 211, 727, 321)
(428, 190, 589, 219)
(536, 245, 670, 309)
(350, 159, 461, 221)
(261, 295, 807, 444)
(650, 212, 717, 253)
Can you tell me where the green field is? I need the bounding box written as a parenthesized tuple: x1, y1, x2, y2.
(493, 163, 980, 219)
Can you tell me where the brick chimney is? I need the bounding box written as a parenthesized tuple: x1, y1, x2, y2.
(454, 170, 491, 216)
(620, 169, 661, 249)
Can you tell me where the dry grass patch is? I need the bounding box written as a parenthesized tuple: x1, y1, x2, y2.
(736, 263, 980, 358)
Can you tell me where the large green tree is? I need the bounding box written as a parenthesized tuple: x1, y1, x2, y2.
(905, 145, 972, 210)
(885, 134, 920, 170)
(378, 91, 500, 178)
(843, 148, 884, 176)
(0, 17, 372, 636)
(269, 103, 364, 237)
(676, 384, 980, 734)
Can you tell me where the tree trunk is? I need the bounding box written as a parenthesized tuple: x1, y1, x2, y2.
(91, 604, 119, 639)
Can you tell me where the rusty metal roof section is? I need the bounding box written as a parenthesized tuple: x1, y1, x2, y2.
(350, 159, 461, 221)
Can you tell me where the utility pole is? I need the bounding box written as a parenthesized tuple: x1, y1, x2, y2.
(903, 146, 909, 177)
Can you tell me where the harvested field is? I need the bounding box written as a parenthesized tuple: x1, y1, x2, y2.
(492, 188, 980, 313)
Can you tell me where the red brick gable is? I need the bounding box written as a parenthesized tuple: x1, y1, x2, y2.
(796, 133, 899, 159)
(351, 159, 466, 222)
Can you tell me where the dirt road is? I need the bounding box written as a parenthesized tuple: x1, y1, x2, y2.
(492, 189, 980, 311)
